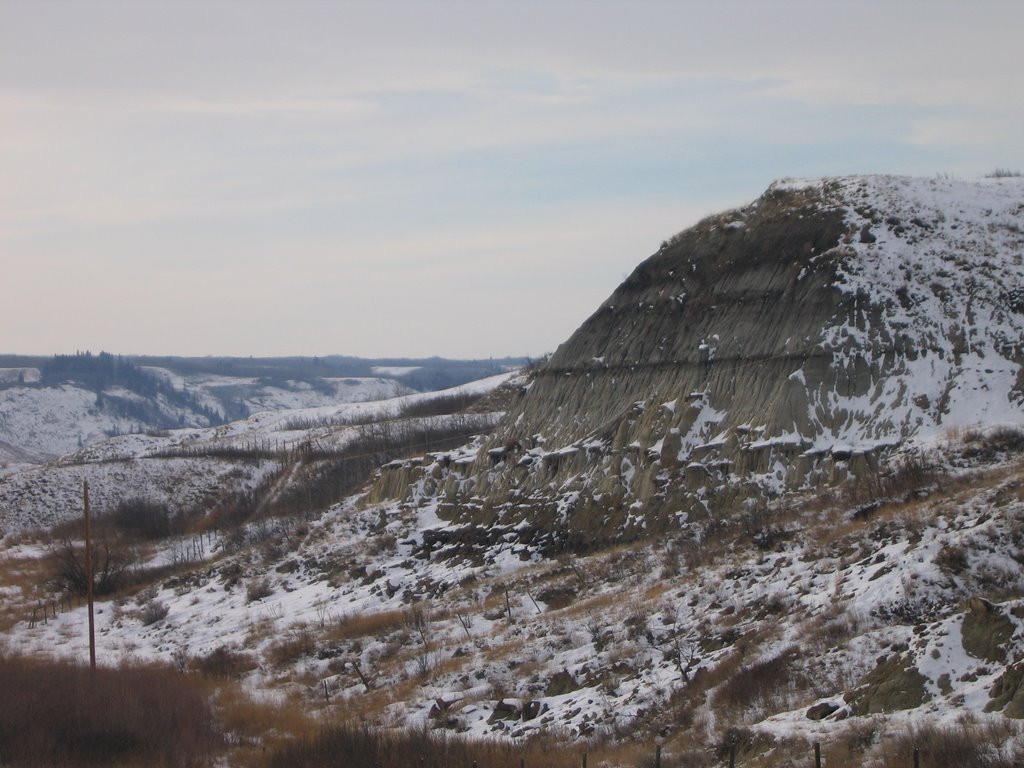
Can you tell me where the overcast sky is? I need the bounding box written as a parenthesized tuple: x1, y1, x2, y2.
(2, 1, 1022, 359)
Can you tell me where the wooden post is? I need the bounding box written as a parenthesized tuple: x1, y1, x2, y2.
(456, 612, 472, 640)
(525, 588, 542, 615)
(655, 743, 662, 768)
(582, 752, 588, 768)
(351, 659, 372, 691)
(913, 746, 920, 768)
(814, 742, 821, 768)
(83, 480, 96, 671)
(505, 588, 513, 623)
(728, 740, 736, 768)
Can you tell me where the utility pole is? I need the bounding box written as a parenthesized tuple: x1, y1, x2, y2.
(83, 480, 96, 671)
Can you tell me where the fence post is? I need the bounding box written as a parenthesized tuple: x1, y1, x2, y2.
(655, 743, 662, 768)
(913, 746, 920, 768)
(728, 740, 736, 768)
(814, 742, 821, 768)
(582, 751, 588, 768)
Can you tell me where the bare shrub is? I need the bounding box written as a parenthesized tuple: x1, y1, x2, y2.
(880, 719, 1022, 768)
(192, 645, 257, 679)
(935, 543, 969, 575)
(49, 538, 136, 597)
(845, 450, 943, 509)
(140, 599, 170, 625)
(986, 168, 1023, 178)
(713, 645, 802, 714)
(266, 625, 317, 668)
(397, 390, 486, 419)
(109, 497, 173, 540)
(962, 426, 1024, 462)
(246, 576, 274, 603)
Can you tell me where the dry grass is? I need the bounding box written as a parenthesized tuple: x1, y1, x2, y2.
(327, 607, 408, 641)
(875, 718, 1022, 768)
(214, 683, 320, 766)
(266, 624, 317, 668)
(266, 722, 600, 768)
(0, 551, 53, 631)
(0, 654, 222, 767)
(549, 589, 621, 619)
(712, 646, 803, 720)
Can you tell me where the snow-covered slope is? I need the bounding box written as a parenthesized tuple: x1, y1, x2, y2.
(7, 434, 1024, 765)
(0, 372, 518, 533)
(0, 373, 413, 466)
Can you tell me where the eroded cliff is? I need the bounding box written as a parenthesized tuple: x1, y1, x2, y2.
(371, 176, 1024, 549)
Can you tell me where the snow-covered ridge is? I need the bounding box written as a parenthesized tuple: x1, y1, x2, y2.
(0, 372, 518, 532)
(0, 373, 413, 467)
(809, 174, 1024, 444)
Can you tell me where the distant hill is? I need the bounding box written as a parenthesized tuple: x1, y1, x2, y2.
(0, 352, 529, 464)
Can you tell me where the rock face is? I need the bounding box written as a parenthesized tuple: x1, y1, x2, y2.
(962, 597, 1016, 663)
(373, 176, 1024, 549)
(849, 654, 930, 715)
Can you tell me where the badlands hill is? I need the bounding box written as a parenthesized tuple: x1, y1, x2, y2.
(374, 175, 1024, 549)
(3, 175, 1024, 767)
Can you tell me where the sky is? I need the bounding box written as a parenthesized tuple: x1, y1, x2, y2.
(2, 0, 1022, 360)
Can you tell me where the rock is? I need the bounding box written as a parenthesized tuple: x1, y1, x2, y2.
(487, 699, 521, 723)
(806, 701, 841, 720)
(545, 670, 580, 696)
(986, 662, 1024, 718)
(848, 654, 929, 715)
(521, 700, 545, 721)
(962, 597, 1015, 663)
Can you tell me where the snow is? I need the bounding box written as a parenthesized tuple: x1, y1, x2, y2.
(0, 372, 518, 533)
(0, 368, 420, 466)
(370, 366, 423, 376)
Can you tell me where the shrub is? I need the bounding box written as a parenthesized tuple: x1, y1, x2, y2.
(880, 720, 1022, 768)
(714, 645, 802, 713)
(962, 426, 1024, 462)
(49, 538, 136, 597)
(246, 576, 274, 603)
(192, 646, 256, 679)
(110, 497, 173, 540)
(935, 543, 969, 575)
(140, 599, 170, 625)
(986, 168, 1023, 178)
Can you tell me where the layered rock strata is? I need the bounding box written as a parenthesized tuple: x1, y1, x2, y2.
(372, 176, 1024, 549)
